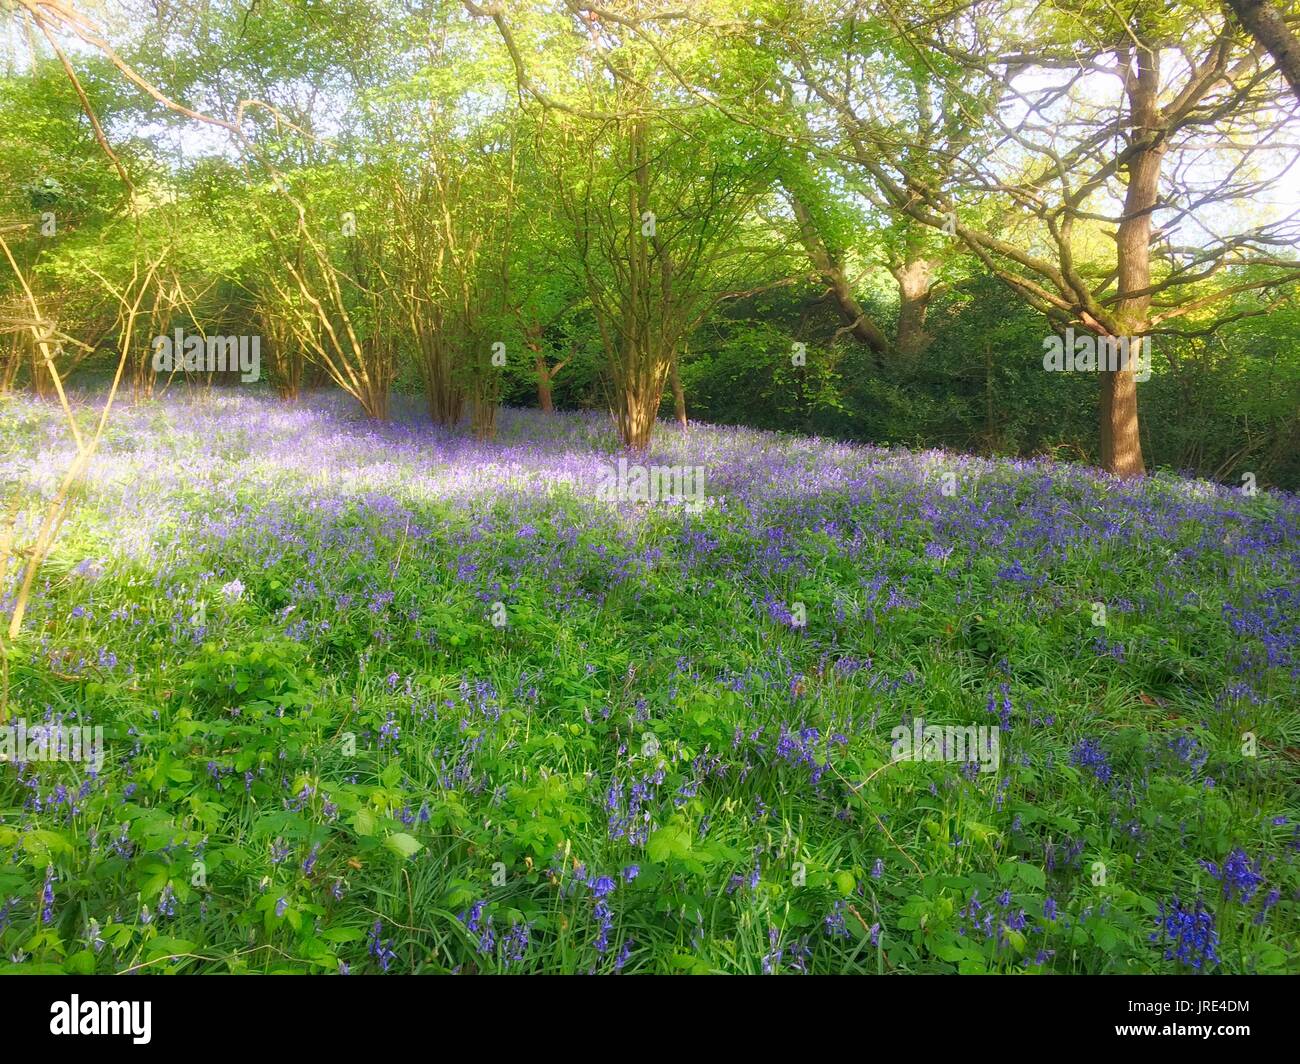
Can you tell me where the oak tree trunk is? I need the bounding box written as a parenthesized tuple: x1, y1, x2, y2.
(535, 353, 554, 413)
(1228, 0, 1300, 103)
(892, 257, 935, 361)
(670, 355, 687, 427)
(789, 192, 891, 364)
(1105, 43, 1162, 479)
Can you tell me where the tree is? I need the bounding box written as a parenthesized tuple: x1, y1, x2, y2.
(473, 1, 788, 448)
(1227, 0, 1300, 101)
(778, 0, 1300, 476)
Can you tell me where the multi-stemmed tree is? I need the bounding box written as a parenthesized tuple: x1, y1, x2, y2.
(468, 1, 789, 449)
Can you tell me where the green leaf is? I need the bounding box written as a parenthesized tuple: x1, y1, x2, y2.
(22, 829, 74, 857)
(646, 825, 692, 863)
(319, 926, 366, 943)
(383, 832, 423, 858)
(146, 938, 196, 960)
(1016, 863, 1046, 890)
(64, 950, 96, 974)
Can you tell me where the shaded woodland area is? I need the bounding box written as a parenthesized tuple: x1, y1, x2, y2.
(2, 0, 1299, 485)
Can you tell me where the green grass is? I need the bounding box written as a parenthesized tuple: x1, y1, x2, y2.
(1, 393, 1296, 974)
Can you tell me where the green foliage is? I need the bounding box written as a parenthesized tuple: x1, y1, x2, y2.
(1, 394, 1296, 974)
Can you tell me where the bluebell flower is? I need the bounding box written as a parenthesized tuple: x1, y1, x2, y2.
(460, 900, 485, 934)
(502, 921, 531, 968)
(614, 936, 634, 973)
(1151, 896, 1218, 971)
(1201, 848, 1264, 904)
(1254, 889, 1281, 925)
(367, 920, 397, 972)
(824, 900, 849, 938)
(41, 866, 55, 925)
(762, 927, 783, 974)
(1070, 739, 1112, 784)
(592, 900, 613, 955)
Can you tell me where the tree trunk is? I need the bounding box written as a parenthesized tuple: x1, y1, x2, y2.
(31, 338, 54, 399)
(470, 382, 497, 441)
(535, 352, 554, 413)
(670, 354, 686, 427)
(1099, 366, 1144, 478)
(611, 115, 671, 452)
(983, 343, 996, 453)
(618, 375, 664, 451)
(1, 334, 20, 393)
(788, 192, 892, 363)
(1228, 0, 1300, 103)
(891, 256, 935, 361)
(1105, 43, 1162, 479)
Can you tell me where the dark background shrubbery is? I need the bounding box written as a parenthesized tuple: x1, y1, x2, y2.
(637, 275, 1298, 490)
(47, 270, 1299, 491)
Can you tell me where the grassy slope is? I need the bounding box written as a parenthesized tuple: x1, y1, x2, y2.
(0, 391, 1296, 973)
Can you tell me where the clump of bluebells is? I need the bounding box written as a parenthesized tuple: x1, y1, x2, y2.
(824, 900, 850, 938)
(1069, 739, 1112, 784)
(762, 927, 812, 974)
(367, 921, 398, 972)
(1151, 896, 1219, 971)
(458, 901, 494, 957)
(457, 901, 534, 970)
(957, 889, 1028, 951)
(500, 921, 532, 969)
(1200, 849, 1265, 904)
(40, 866, 55, 925)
